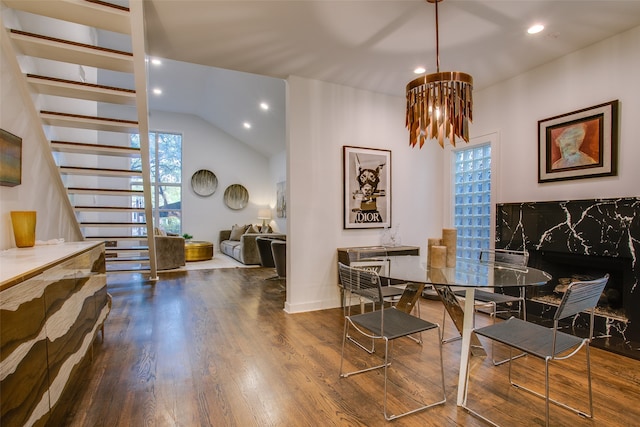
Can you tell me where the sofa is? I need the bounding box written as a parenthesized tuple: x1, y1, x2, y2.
(219, 225, 285, 265)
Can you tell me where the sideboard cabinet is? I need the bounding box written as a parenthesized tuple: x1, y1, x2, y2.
(1, 242, 110, 427)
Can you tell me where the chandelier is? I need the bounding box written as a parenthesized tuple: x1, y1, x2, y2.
(406, 0, 473, 149)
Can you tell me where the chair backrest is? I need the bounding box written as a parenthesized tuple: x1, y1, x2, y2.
(555, 274, 609, 321)
(338, 262, 383, 304)
(479, 248, 529, 267)
(346, 246, 389, 262)
(345, 247, 390, 277)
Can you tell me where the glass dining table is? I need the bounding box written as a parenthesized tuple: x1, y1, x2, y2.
(375, 255, 552, 406)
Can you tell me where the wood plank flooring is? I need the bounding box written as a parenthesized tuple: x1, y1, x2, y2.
(48, 267, 640, 426)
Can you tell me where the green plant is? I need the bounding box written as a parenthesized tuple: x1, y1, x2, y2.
(182, 233, 193, 240)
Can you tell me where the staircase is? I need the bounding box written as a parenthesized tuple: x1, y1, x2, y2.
(1, 0, 157, 278)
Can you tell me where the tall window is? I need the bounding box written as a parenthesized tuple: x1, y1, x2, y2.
(130, 132, 183, 235)
(453, 143, 491, 262)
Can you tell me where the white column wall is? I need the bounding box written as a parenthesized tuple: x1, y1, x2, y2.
(285, 76, 443, 313)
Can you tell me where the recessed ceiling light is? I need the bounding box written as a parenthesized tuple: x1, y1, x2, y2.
(527, 24, 544, 35)
(260, 102, 269, 111)
(152, 88, 162, 95)
(150, 58, 162, 66)
(243, 122, 251, 129)
(414, 67, 426, 74)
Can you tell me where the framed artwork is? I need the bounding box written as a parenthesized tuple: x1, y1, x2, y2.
(538, 100, 618, 183)
(224, 184, 249, 210)
(0, 129, 22, 187)
(343, 146, 391, 229)
(191, 169, 218, 196)
(276, 181, 286, 218)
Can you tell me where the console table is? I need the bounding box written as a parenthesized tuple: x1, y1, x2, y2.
(337, 245, 420, 266)
(0, 242, 110, 426)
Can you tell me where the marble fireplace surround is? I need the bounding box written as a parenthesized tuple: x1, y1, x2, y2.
(496, 197, 640, 359)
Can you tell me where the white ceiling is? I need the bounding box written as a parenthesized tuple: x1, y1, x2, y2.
(142, 0, 640, 157)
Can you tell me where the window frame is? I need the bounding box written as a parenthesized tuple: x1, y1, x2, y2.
(130, 131, 183, 236)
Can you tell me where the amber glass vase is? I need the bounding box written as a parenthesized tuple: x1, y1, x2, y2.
(10, 211, 36, 248)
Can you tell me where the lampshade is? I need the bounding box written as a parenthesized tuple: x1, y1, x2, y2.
(406, 0, 473, 149)
(257, 208, 272, 220)
(258, 208, 272, 227)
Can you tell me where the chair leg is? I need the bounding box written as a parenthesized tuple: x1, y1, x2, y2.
(343, 295, 376, 354)
(491, 301, 527, 366)
(383, 329, 446, 421)
(405, 300, 423, 345)
(508, 344, 594, 422)
(441, 304, 462, 344)
(545, 358, 551, 427)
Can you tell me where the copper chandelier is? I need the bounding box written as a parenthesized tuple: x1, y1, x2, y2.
(406, 0, 473, 149)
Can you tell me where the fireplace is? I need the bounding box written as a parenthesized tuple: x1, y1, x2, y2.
(527, 250, 630, 319)
(496, 197, 640, 360)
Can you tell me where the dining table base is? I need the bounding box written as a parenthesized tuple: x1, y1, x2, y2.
(433, 285, 487, 358)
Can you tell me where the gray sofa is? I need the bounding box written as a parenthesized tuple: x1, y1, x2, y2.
(219, 229, 285, 265)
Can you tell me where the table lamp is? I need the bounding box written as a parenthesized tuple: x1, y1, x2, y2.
(258, 208, 272, 227)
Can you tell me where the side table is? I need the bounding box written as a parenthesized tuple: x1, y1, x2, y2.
(184, 240, 214, 262)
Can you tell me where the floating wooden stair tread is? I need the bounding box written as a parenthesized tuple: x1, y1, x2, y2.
(106, 246, 149, 253)
(27, 75, 136, 105)
(74, 206, 145, 213)
(9, 30, 134, 73)
(106, 265, 151, 273)
(107, 256, 150, 264)
(79, 222, 146, 228)
(41, 111, 138, 132)
(51, 140, 140, 157)
(59, 166, 142, 178)
(2, 0, 131, 35)
(67, 187, 143, 196)
(85, 235, 148, 241)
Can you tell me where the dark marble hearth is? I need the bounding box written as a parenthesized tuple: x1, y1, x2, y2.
(496, 197, 640, 360)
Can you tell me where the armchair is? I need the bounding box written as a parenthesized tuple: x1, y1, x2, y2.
(155, 235, 185, 270)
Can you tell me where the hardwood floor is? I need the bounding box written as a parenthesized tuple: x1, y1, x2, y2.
(48, 267, 640, 426)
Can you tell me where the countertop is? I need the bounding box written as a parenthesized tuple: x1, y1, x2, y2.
(0, 241, 102, 291)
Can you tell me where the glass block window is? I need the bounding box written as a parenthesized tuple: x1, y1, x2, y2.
(453, 143, 491, 262)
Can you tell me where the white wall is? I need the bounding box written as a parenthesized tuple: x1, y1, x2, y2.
(474, 26, 640, 204)
(284, 25, 640, 314)
(0, 41, 80, 249)
(149, 111, 281, 247)
(285, 76, 443, 313)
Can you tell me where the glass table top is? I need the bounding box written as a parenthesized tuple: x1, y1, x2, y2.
(376, 255, 552, 288)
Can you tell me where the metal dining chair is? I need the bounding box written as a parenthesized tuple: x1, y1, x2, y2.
(338, 247, 407, 353)
(463, 274, 609, 427)
(444, 249, 530, 365)
(338, 262, 446, 421)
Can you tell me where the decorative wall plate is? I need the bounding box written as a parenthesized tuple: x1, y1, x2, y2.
(224, 184, 249, 210)
(191, 169, 218, 196)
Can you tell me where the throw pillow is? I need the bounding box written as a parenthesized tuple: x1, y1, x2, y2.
(260, 224, 273, 233)
(229, 224, 247, 241)
(246, 224, 260, 234)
